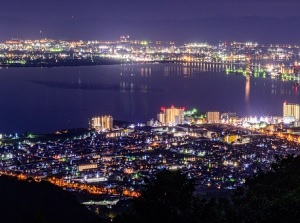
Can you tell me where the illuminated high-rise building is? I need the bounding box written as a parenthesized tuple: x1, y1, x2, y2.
(157, 112, 166, 125)
(207, 111, 220, 123)
(283, 102, 300, 120)
(158, 105, 184, 126)
(89, 115, 113, 131)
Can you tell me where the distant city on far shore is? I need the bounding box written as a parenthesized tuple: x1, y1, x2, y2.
(1, 37, 300, 79)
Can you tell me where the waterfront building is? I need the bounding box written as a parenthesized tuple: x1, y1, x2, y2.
(157, 112, 166, 125)
(165, 106, 184, 126)
(283, 102, 300, 120)
(158, 106, 184, 126)
(89, 115, 113, 131)
(207, 111, 220, 123)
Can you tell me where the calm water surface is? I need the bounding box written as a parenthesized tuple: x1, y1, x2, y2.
(0, 63, 299, 133)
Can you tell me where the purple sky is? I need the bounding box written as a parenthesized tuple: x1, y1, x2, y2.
(1, 0, 300, 42)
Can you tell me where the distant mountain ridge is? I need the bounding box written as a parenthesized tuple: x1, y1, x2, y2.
(0, 16, 299, 44)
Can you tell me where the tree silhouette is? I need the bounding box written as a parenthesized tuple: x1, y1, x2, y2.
(115, 155, 300, 223)
(115, 170, 196, 223)
(231, 155, 300, 223)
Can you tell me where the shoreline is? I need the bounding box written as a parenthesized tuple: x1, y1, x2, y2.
(0, 59, 176, 68)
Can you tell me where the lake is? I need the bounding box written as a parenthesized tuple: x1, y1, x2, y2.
(0, 62, 299, 133)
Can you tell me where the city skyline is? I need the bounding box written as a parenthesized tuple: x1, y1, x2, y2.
(1, 1, 300, 221)
(1, 0, 300, 43)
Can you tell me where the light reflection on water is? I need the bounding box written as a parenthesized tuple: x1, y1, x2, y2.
(0, 62, 299, 133)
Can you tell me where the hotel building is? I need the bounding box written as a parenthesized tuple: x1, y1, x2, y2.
(283, 102, 300, 120)
(207, 111, 220, 123)
(89, 115, 113, 131)
(158, 106, 184, 126)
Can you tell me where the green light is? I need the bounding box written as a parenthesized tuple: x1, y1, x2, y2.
(141, 41, 148, 45)
(49, 48, 63, 52)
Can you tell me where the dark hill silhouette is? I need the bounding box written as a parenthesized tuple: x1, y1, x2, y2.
(114, 155, 300, 223)
(0, 175, 102, 223)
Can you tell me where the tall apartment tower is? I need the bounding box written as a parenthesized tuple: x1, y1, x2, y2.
(157, 112, 166, 125)
(89, 115, 113, 131)
(283, 102, 300, 120)
(206, 111, 220, 123)
(158, 105, 184, 126)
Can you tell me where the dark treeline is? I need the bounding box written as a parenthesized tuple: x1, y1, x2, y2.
(114, 155, 300, 223)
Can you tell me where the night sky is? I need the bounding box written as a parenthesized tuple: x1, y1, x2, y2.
(1, 0, 300, 43)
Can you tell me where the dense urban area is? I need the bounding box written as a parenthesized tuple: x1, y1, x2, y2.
(1, 102, 300, 219)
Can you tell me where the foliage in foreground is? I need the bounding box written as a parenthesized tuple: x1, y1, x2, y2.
(114, 155, 300, 223)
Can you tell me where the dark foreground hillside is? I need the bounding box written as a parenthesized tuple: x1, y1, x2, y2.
(1, 155, 299, 223)
(0, 175, 101, 223)
(114, 155, 300, 223)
